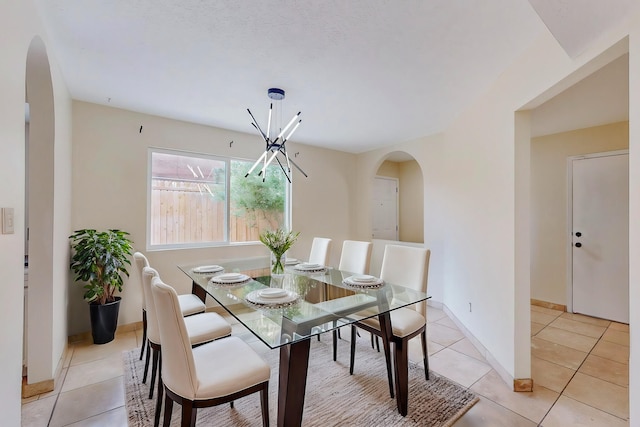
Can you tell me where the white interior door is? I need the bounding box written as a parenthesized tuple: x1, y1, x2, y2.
(372, 177, 398, 240)
(571, 152, 628, 323)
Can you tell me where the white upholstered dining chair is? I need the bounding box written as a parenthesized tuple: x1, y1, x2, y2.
(338, 240, 372, 274)
(308, 237, 332, 266)
(349, 244, 431, 398)
(320, 240, 373, 360)
(133, 252, 150, 361)
(142, 267, 232, 427)
(134, 252, 206, 317)
(152, 277, 271, 427)
(134, 252, 207, 363)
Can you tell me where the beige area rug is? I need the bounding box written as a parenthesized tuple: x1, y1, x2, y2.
(124, 337, 478, 426)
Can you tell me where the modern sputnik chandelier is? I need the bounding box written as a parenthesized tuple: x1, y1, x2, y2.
(245, 88, 307, 183)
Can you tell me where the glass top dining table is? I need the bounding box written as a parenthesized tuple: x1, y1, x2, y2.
(179, 256, 430, 425)
(179, 256, 429, 349)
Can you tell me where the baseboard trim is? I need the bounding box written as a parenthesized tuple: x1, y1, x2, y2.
(514, 378, 534, 392)
(22, 340, 70, 398)
(22, 378, 54, 398)
(435, 302, 531, 392)
(68, 321, 143, 344)
(531, 298, 566, 312)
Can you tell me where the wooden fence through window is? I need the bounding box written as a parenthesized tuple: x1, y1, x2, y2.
(150, 180, 281, 245)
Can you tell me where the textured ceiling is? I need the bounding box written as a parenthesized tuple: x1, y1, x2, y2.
(32, 1, 634, 153)
(33, 0, 544, 152)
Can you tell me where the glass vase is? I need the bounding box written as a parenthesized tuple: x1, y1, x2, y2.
(271, 252, 285, 276)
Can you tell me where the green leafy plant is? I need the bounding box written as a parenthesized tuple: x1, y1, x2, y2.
(230, 161, 285, 232)
(259, 228, 299, 274)
(69, 229, 134, 305)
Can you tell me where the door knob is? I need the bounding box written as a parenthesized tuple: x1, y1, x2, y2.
(575, 242, 582, 248)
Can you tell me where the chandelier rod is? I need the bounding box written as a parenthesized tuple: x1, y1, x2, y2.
(245, 88, 307, 181)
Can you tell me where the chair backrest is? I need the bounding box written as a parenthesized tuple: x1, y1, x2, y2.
(338, 240, 372, 275)
(309, 237, 332, 265)
(141, 266, 161, 344)
(133, 252, 150, 309)
(369, 239, 424, 277)
(380, 245, 430, 316)
(151, 276, 199, 400)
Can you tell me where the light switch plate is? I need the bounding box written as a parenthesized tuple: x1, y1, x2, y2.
(2, 208, 15, 234)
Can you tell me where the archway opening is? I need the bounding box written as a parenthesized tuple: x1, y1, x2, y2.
(24, 35, 56, 392)
(372, 151, 424, 244)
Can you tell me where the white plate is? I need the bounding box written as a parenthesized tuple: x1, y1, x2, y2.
(193, 265, 223, 273)
(285, 258, 299, 265)
(294, 263, 324, 271)
(299, 262, 321, 268)
(351, 275, 377, 283)
(217, 273, 243, 279)
(343, 276, 384, 288)
(210, 273, 250, 284)
(259, 288, 289, 299)
(246, 289, 299, 305)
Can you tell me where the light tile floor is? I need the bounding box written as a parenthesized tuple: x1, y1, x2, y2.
(21, 305, 629, 426)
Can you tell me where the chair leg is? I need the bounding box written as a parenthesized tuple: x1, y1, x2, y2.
(260, 384, 270, 427)
(349, 325, 357, 375)
(163, 395, 174, 427)
(337, 327, 341, 339)
(370, 333, 380, 351)
(149, 347, 159, 399)
(140, 310, 147, 360)
(230, 401, 234, 408)
(181, 400, 196, 427)
(395, 338, 410, 415)
(142, 341, 151, 383)
(384, 339, 394, 398)
(421, 329, 429, 380)
(332, 329, 338, 361)
(154, 357, 163, 427)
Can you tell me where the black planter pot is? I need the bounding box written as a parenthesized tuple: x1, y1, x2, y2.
(89, 297, 121, 344)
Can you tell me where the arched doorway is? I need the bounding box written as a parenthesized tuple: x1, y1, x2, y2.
(372, 151, 424, 243)
(24, 36, 56, 391)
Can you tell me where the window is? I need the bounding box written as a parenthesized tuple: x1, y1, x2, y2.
(148, 149, 289, 249)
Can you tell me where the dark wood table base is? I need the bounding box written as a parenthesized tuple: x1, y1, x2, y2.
(277, 338, 311, 427)
(393, 337, 409, 416)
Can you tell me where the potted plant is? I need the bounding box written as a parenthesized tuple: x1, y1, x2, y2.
(69, 229, 134, 344)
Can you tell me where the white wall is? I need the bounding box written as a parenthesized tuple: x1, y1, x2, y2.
(530, 122, 628, 305)
(70, 102, 357, 335)
(357, 22, 640, 393)
(435, 33, 633, 382)
(0, 0, 72, 422)
(627, 23, 640, 424)
(435, 32, 637, 383)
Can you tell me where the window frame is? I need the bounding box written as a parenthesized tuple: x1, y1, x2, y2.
(146, 147, 291, 251)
